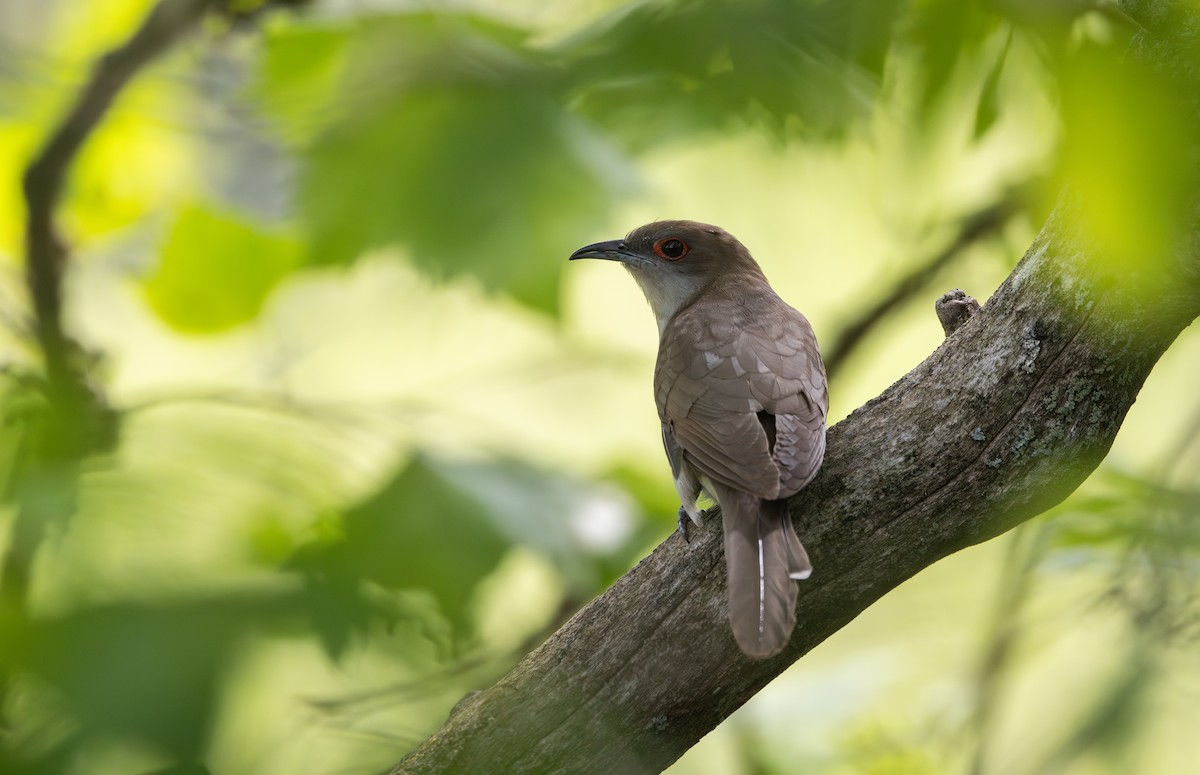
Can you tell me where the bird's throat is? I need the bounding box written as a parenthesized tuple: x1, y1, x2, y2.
(627, 268, 705, 336)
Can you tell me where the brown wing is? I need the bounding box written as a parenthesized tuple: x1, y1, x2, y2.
(655, 293, 827, 500)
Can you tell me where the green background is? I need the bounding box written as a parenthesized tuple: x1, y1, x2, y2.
(1, 1, 1198, 773)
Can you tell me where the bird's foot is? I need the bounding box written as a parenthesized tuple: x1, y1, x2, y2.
(676, 506, 706, 543)
(677, 507, 691, 542)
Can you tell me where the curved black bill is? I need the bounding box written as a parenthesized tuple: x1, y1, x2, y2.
(568, 239, 632, 262)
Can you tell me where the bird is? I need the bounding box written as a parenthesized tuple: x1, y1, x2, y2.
(570, 220, 828, 658)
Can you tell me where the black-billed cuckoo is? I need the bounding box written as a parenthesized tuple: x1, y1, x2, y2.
(570, 221, 828, 658)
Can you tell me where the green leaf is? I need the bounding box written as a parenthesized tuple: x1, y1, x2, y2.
(294, 455, 510, 631)
(1056, 46, 1198, 281)
(564, 0, 900, 143)
(18, 602, 251, 759)
(143, 205, 301, 333)
(290, 14, 627, 315)
(256, 19, 351, 143)
(905, 0, 1001, 115)
(973, 29, 1012, 138)
(292, 453, 638, 635)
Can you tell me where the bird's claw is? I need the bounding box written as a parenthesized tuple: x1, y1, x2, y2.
(677, 506, 707, 543)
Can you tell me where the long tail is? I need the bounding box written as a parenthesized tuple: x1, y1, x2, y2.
(714, 484, 810, 658)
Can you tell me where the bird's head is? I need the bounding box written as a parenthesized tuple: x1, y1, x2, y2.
(569, 220, 765, 331)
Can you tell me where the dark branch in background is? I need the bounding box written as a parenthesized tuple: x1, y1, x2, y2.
(822, 192, 1024, 378)
(21, 0, 214, 393)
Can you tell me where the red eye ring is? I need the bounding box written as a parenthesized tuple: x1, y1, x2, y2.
(653, 237, 689, 260)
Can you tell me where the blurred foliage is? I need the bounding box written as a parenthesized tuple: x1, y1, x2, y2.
(282, 13, 630, 313)
(0, 0, 1197, 774)
(291, 453, 647, 643)
(1049, 469, 1200, 641)
(1058, 45, 1199, 282)
(144, 205, 302, 332)
(560, 0, 904, 143)
(958, 466, 1200, 775)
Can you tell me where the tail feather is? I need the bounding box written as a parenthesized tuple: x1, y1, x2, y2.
(783, 517, 812, 580)
(715, 483, 806, 658)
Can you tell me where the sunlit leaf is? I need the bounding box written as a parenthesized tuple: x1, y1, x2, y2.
(142, 204, 301, 333)
(256, 19, 351, 144)
(0, 122, 40, 256)
(1057, 46, 1197, 284)
(82, 107, 192, 226)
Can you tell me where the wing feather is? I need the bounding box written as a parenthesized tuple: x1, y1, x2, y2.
(655, 285, 827, 500)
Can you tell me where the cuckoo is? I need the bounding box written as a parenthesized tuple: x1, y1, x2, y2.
(570, 220, 828, 658)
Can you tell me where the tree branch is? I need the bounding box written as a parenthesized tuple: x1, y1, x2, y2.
(393, 8, 1200, 774)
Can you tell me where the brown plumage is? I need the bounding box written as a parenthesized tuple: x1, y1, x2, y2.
(570, 220, 828, 658)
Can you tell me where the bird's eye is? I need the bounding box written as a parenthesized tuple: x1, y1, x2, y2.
(654, 237, 689, 260)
